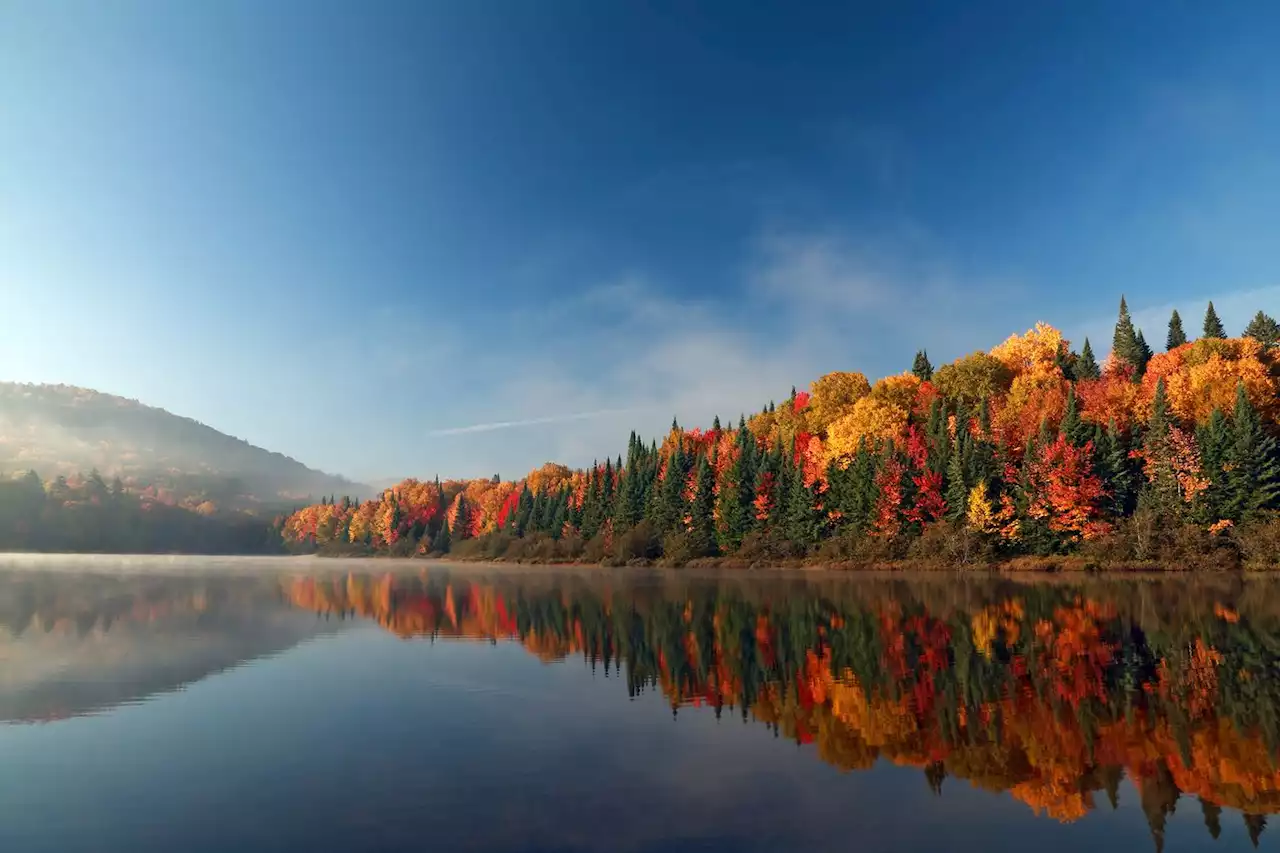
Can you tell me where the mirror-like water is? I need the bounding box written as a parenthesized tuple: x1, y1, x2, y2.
(2, 557, 1278, 852)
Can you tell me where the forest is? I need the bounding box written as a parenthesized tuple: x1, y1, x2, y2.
(283, 569, 1280, 847)
(281, 299, 1280, 570)
(0, 469, 281, 554)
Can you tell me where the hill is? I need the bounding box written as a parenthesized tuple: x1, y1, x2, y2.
(0, 382, 365, 508)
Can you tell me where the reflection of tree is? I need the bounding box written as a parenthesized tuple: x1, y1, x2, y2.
(281, 571, 1280, 844)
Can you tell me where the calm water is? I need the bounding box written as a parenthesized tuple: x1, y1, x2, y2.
(2, 558, 1279, 852)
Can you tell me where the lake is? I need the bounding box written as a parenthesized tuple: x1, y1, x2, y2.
(1, 556, 1277, 852)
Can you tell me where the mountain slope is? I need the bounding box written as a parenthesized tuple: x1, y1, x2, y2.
(0, 383, 365, 505)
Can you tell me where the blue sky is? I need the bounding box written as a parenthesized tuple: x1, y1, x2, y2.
(2, 1, 1278, 482)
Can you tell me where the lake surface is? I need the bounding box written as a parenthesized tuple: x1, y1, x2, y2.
(1, 557, 1278, 852)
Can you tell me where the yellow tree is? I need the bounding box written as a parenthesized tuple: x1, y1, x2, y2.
(806, 371, 872, 435)
(823, 397, 908, 466)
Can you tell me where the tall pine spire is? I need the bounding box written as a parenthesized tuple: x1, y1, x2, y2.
(1166, 309, 1187, 350)
(1203, 301, 1225, 339)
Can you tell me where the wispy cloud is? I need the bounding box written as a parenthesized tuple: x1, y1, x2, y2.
(426, 408, 638, 436)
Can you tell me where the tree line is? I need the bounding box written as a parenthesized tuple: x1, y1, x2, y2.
(0, 469, 281, 554)
(281, 298, 1280, 568)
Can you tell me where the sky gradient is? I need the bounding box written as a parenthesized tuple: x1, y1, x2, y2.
(3, 1, 1279, 482)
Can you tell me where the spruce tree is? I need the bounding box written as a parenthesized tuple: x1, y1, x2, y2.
(1203, 301, 1225, 339)
(1077, 338, 1101, 380)
(1166, 309, 1187, 350)
(912, 349, 934, 382)
(431, 520, 451, 553)
(452, 497, 471, 540)
(925, 397, 949, 474)
(1196, 407, 1230, 523)
(783, 460, 822, 550)
(1098, 419, 1136, 518)
(652, 444, 689, 533)
(1112, 296, 1143, 372)
(944, 432, 969, 522)
(1225, 381, 1280, 522)
(716, 435, 750, 551)
(1060, 385, 1085, 446)
(688, 452, 718, 556)
(1138, 379, 1182, 519)
(1243, 310, 1280, 349)
(1134, 328, 1153, 374)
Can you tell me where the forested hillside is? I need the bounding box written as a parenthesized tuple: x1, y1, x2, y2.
(0, 383, 364, 508)
(281, 300, 1280, 569)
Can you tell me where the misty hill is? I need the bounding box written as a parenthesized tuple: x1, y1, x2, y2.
(0, 383, 365, 507)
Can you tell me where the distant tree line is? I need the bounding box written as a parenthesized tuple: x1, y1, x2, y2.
(0, 469, 282, 554)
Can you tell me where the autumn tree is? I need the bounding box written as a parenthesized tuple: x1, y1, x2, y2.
(934, 352, 1014, 406)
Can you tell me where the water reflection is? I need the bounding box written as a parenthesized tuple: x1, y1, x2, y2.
(3, 565, 1280, 851)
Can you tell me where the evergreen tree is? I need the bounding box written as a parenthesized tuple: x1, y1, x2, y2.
(1077, 338, 1101, 380)
(1244, 813, 1266, 848)
(1097, 419, 1136, 518)
(1166, 309, 1187, 350)
(652, 444, 689, 533)
(1112, 296, 1144, 373)
(782, 459, 822, 549)
(1202, 301, 1225, 339)
(688, 453, 718, 556)
(944, 432, 969, 522)
(431, 519, 451, 553)
(1134, 328, 1153, 374)
(1243, 310, 1280, 349)
(581, 465, 604, 540)
(716, 435, 751, 551)
(1200, 798, 1222, 841)
(925, 397, 949, 474)
(451, 497, 471, 540)
(1059, 385, 1087, 447)
(549, 491, 568, 538)
(912, 349, 933, 382)
(1196, 407, 1230, 524)
(1225, 381, 1280, 522)
(1138, 379, 1182, 520)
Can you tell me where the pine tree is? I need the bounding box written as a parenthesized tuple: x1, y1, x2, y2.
(1203, 301, 1225, 339)
(1196, 407, 1230, 523)
(1060, 385, 1086, 446)
(783, 459, 822, 549)
(1098, 419, 1136, 518)
(1138, 379, 1183, 520)
(925, 397, 949, 474)
(1243, 310, 1280, 349)
(1077, 338, 1101, 380)
(452, 497, 471, 540)
(944, 432, 969, 522)
(1134, 328, 1153, 374)
(652, 444, 689, 533)
(912, 349, 933, 382)
(716, 435, 751, 551)
(1165, 309, 1187, 350)
(1200, 798, 1222, 841)
(688, 453, 717, 556)
(1112, 296, 1143, 372)
(431, 520, 451, 553)
(1225, 381, 1280, 522)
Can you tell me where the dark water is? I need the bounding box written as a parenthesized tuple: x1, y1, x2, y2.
(2, 558, 1279, 852)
